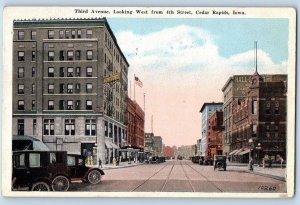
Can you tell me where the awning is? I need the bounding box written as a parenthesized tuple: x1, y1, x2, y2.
(235, 149, 244, 155)
(229, 149, 239, 155)
(238, 149, 250, 155)
(105, 139, 112, 149)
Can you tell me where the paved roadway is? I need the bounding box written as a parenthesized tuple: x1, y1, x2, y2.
(69, 160, 286, 192)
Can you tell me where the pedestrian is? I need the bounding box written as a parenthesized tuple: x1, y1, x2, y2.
(116, 158, 119, 166)
(280, 156, 284, 169)
(98, 158, 102, 168)
(268, 158, 272, 168)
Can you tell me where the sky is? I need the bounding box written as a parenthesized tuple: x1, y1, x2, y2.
(107, 18, 289, 147)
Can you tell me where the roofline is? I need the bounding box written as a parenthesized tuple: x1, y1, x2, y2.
(199, 102, 223, 113)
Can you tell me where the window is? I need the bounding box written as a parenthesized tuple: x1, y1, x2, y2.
(15, 153, 25, 168)
(252, 124, 257, 135)
(48, 30, 54, 39)
(86, 100, 92, 110)
(75, 50, 81, 60)
(18, 119, 24, 135)
(67, 156, 76, 166)
(67, 100, 73, 110)
(86, 83, 92, 93)
(48, 100, 54, 110)
(18, 100, 25, 110)
(32, 51, 36, 61)
(75, 83, 80, 93)
(67, 51, 74, 61)
(18, 67, 24, 78)
(59, 51, 65, 61)
(67, 84, 73, 93)
(85, 119, 96, 136)
(266, 101, 271, 114)
(59, 100, 65, 110)
(18, 84, 24, 94)
(60, 67, 65, 77)
(32, 100, 36, 111)
(265, 124, 270, 131)
(31, 31, 37, 40)
(87, 50, 93, 60)
(48, 84, 54, 94)
(18, 51, 25, 61)
(77, 30, 81, 38)
(86, 67, 93, 77)
(29, 153, 41, 167)
(31, 83, 36, 94)
(65, 119, 75, 135)
(87, 29, 92, 38)
(44, 119, 54, 135)
(75, 67, 81, 77)
(32, 119, 36, 135)
(71, 30, 76, 38)
(65, 30, 70, 39)
(59, 30, 64, 38)
(104, 121, 108, 137)
(48, 51, 54, 61)
(32, 67, 36, 77)
(59, 84, 65, 94)
(275, 101, 279, 114)
(252, 99, 257, 114)
(274, 124, 279, 132)
(48, 67, 54, 77)
(67, 67, 73, 77)
(75, 100, 81, 110)
(18, 31, 25, 40)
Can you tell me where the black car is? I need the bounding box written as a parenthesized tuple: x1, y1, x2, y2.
(191, 156, 200, 164)
(12, 151, 70, 191)
(67, 155, 105, 184)
(213, 155, 227, 171)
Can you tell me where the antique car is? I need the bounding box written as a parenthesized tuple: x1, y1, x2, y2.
(67, 154, 104, 184)
(199, 156, 205, 165)
(147, 156, 160, 164)
(191, 156, 200, 164)
(213, 155, 227, 171)
(12, 151, 70, 191)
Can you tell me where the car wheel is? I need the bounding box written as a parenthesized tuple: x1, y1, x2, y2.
(31, 181, 50, 191)
(88, 170, 102, 184)
(52, 175, 69, 191)
(216, 162, 223, 169)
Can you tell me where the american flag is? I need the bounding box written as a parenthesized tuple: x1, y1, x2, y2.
(135, 76, 143, 87)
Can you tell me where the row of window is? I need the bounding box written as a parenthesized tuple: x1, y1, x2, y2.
(17, 84, 35, 94)
(17, 99, 93, 111)
(17, 50, 93, 62)
(17, 67, 36, 78)
(17, 29, 93, 41)
(48, 83, 94, 94)
(48, 66, 93, 77)
(17, 119, 96, 136)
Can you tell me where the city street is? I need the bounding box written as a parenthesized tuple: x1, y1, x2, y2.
(69, 160, 286, 192)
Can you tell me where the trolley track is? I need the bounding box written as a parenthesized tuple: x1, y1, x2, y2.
(179, 161, 195, 192)
(160, 161, 175, 192)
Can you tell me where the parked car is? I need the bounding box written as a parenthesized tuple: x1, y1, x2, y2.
(12, 151, 70, 191)
(148, 156, 160, 163)
(199, 156, 205, 165)
(191, 156, 200, 164)
(67, 154, 104, 184)
(159, 156, 166, 163)
(213, 155, 227, 171)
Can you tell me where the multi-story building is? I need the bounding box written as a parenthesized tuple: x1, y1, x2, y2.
(199, 102, 223, 157)
(222, 74, 287, 156)
(196, 139, 201, 156)
(12, 18, 129, 165)
(206, 111, 224, 159)
(144, 132, 154, 156)
(163, 145, 176, 159)
(230, 71, 287, 163)
(177, 145, 197, 159)
(127, 98, 145, 148)
(153, 136, 163, 156)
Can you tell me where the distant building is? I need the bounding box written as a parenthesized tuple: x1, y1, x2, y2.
(163, 145, 175, 158)
(177, 145, 197, 159)
(144, 133, 154, 156)
(206, 111, 224, 159)
(199, 102, 223, 157)
(153, 136, 163, 156)
(222, 74, 287, 156)
(230, 71, 287, 163)
(127, 98, 145, 148)
(196, 139, 201, 156)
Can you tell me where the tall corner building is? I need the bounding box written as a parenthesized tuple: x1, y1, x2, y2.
(12, 18, 129, 165)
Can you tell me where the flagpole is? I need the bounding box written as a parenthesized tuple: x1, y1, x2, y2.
(134, 74, 136, 100)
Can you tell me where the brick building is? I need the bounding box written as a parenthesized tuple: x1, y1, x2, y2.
(206, 111, 224, 160)
(163, 145, 175, 159)
(230, 71, 287, 163)
(127, 98, 145, 148)
(12, 18, 129, 165)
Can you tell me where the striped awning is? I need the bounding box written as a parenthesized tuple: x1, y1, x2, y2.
(229, 149, 239, 155)
(238, 149, 250, 155)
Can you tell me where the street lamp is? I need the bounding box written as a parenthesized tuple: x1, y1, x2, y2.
(248, 138, 253, 171)
(256, 142, 262, 166)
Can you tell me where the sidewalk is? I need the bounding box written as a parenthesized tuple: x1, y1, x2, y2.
(227, 164, 286, 181)
(90, 161, 145, 170)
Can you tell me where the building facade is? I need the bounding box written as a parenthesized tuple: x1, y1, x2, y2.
(222, 74, 287, 156)
(199, 102, 223, 157)
(127, 98, 145, 148)
(153, 136, 163, 156)
(206, 111, 224, 159)
(163, 145, 175, 159)
(230, 72, 287, 163)
(177, 145, 197, 159)
(144, 132, 154, 156)
(12, 18, 129, 165)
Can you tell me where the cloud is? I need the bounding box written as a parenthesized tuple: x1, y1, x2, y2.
(116, 25, 287, 146)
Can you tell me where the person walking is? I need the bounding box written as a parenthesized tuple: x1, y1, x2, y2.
(98, 158, 102, 168)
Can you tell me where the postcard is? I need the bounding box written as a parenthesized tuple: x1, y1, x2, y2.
(2, 7, 296, 198)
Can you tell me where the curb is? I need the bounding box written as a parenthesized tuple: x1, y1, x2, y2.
(101, 163, 145, 170)
(245, 170, 286, 182)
